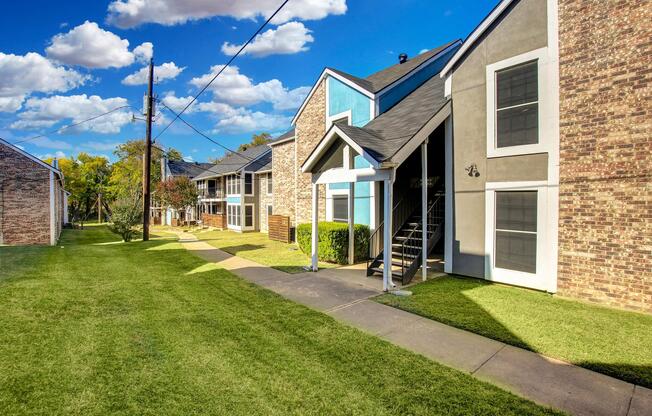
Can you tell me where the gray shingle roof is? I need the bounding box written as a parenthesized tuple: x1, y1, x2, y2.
(332, 73, 449, 163)
(248, 151, 272, 172)
(326, 40, 459, 94)
(167, 160, 213, 178)
(193, 144, 270, 180)
(269, 128, 295, 144)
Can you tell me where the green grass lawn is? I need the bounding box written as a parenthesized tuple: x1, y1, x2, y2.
(376, 276, 652, 388)
(192, 229, 336, 273)
(0, 225, 563, 415)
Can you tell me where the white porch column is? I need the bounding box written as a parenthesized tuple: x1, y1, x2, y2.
(311, 182, 319, 271)
(383, 178, 394, 291)
(444, 116, 453, 274)
(421, 139, 428, 281)
(348, 182, 355, 265)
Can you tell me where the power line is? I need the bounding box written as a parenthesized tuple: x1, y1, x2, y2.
(8, 105, 133, 146)
(153, 0, 291, 142)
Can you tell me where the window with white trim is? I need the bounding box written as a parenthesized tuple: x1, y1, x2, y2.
(244, 205, 253, 227)
(244, 173, 253, 195)
(494, 190, 537, 273)
(495, 61, 538, 148)
(267, 172, 272, 194)
(266, 204, 273, 220)
(227, 204, 241, 227)
(332, 195, 348, 223)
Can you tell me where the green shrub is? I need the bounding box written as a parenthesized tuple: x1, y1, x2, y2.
(297, 222, 370, 264)
(109, 196, 142, 242)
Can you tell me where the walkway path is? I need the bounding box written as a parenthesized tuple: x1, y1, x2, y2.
(175, 232, 652, 416)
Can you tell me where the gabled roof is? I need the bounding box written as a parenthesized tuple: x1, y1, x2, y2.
(0, 137, 64, 180)
(291, 40, 460, 125)
(167, 160, 213, 178)
(248, 151, 272, 173)
(193, 144, 270, 180)
(268, 128, 295, 146)
(365, 39, 461, 93)
(441, 0, 515, 77)
(302, 72, 450, 172)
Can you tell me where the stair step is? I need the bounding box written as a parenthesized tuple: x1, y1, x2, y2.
(368, 267, 403, 278)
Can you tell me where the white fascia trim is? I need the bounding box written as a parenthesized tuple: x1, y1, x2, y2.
(376, 40, 462, 98)
(441, 0, 516, 77)
(486, 47, 550, 158)
(313, 167, 392, 185)
(326, 110, 352, 129)
(268, 136, 295, 147)
(291, 68, 375, 126)
(1, 138, 63, 179)
(49, 171, 56, 246)
(301, 124, 381, 173)
(391, 101, 451, 167)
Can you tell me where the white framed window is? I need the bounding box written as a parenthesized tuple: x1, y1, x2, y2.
(332, 195, 348, 223)
(226, 175, 240, 195)
(244, 204, 254, 228)
(267, 172, 273, 195)
(266, 204, 273, 220)
(485, 181, 551, 291)
(227, 204, 241, 227)
(486, 47, 550, 158)
(244, 173, 253, 195)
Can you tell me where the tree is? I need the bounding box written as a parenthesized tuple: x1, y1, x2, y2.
(109, 195, 142, 242)
(156, 177, 199, 220)
(44, 153, 111, 223)
(109, 139, 182, 200)
(237, 132, 272, 152)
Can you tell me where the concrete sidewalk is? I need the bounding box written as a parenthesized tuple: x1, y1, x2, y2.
(175, 232, 652, 416)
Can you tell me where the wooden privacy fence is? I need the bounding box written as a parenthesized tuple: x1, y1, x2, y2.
(269, 215, 291, 243)
(202, 213, 226, 229)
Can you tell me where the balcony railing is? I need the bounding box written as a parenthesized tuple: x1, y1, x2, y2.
(199, 189, 224, 199)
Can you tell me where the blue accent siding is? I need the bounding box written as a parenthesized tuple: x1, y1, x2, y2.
(328, 77, 371, 127)
(378, 45, 459, 114)
(328, 156, 373, 226)
(226, 196, 240, 204)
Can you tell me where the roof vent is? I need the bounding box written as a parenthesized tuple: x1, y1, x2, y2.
(399, 53, 408, 64)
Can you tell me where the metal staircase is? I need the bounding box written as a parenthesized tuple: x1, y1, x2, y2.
(367, 194, 444, 285)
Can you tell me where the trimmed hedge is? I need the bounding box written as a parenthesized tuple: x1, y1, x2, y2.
(297, 222, 370, 264)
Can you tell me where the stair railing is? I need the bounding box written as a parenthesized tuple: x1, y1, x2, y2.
(398, 195, 444, 283)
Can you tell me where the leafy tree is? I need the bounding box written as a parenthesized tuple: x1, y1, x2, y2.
(156, 177, 199, 218)
(44, 153, 111, 223)
(109, 195, 142, 242)
(237, 132, 272, 151)
(109, 139, 182, 200)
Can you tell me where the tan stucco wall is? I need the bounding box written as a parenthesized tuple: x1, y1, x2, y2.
(450, 0, 548, 277)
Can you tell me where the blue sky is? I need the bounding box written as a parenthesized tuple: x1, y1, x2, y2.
(0, 0, 496, 162)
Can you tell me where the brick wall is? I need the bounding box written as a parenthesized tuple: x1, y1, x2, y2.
(0, 143, 53, 245)
(257, 172, 273, 231)
(272, 140, 296, 225)
(294, 79, 327, 225)
(558, 0, 652, 312)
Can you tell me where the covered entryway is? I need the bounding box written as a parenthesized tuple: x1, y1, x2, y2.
(301, 73, 453, 291)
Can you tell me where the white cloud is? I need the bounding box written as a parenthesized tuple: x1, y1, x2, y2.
(11, 94, 131, 134)
(29, 137, 73, 150)
(84, 141, 120, 151)
(221, 22, 313, 57)
(122, 61, 185, 85)
(0, 52, 88, 112)
(46, 21, 138, 68)
(214, 109, 291, 134)
(38, 151, 67, 160)
(189, 65, 309, 110)
(419, 49, 429, 55)
(160, 92, 195, 113)
(106, 0, 346, 28)
(183, 155, 195, 162)
(133, 41, 153, 63)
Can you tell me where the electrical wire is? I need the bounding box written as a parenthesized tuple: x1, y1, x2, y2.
(153, 0, 290, 142)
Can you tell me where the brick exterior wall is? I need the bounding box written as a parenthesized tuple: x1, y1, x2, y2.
(558, 0, 652, 312)
(294, 79, 327, 225)
(257, 172, 273, 231)
(0, 142, 56, 245)
(272, 140, 296, 225)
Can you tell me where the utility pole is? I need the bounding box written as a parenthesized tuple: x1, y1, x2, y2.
(98, 192, 102, 223)
(142, 57, 154, 241)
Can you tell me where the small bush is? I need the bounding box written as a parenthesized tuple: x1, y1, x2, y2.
(109, 197, 142, 242)
(297, 222, 370, 264)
